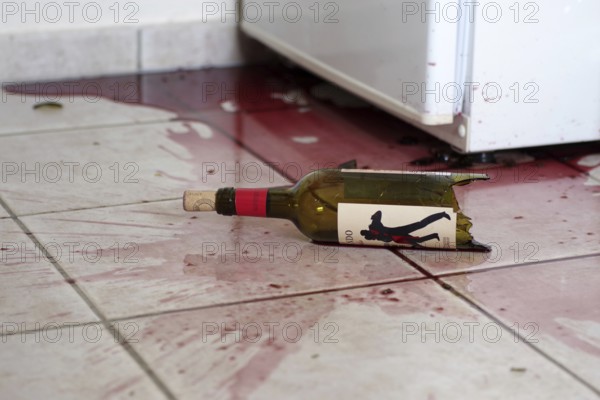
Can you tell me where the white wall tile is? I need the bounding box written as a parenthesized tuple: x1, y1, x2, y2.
(0, 1, 273, 82)
(140, 20, 272, 72)
(0, 27, 138, 82)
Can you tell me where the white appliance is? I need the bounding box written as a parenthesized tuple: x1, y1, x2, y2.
(242, 0, 600, 153)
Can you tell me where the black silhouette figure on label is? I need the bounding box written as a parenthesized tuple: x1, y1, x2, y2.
(360, 210, 451, 245)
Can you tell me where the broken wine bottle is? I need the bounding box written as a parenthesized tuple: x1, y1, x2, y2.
(183, 168, 489, 251)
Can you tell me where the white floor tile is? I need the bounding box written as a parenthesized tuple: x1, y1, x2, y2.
(1, 324, 167, 399)
(444, 256, 600, 390)
(0, 92, 176, 136)
(0, 120, 281, 215)
(0, 219, 98, 329)
(401, 160, 600, 274)
(22, 200, 421, 320)
(128, 280, 598, 399)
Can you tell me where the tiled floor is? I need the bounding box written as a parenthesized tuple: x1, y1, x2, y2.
(1, 65, 599, 399)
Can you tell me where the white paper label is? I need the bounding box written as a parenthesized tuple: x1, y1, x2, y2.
(338, 203, 457, 249)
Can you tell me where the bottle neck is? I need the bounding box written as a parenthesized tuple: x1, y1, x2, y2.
(266, 187, 295, 220)
(215, 187, 294, 220)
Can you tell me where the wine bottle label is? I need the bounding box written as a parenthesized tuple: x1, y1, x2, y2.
(235, 189, 268, 217)
(338, 203, 457, 249)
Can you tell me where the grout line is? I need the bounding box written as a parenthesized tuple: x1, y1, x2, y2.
(0, 196, 177, 400)
(0, 118, 177, 139)
(398, 251, 600, 279)
(15, 197, 180, 218)
(0, 201, 11, 221)
(0, 275, 431, 336)
(0, 230, 430, 336)
(136, 28, 143, 72)
(108, 275, 429, 323)
(396, 251, 600, 396)
(394, 252, 451, 287)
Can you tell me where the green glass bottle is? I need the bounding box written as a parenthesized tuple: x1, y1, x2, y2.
(183, 169, 489, 250)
